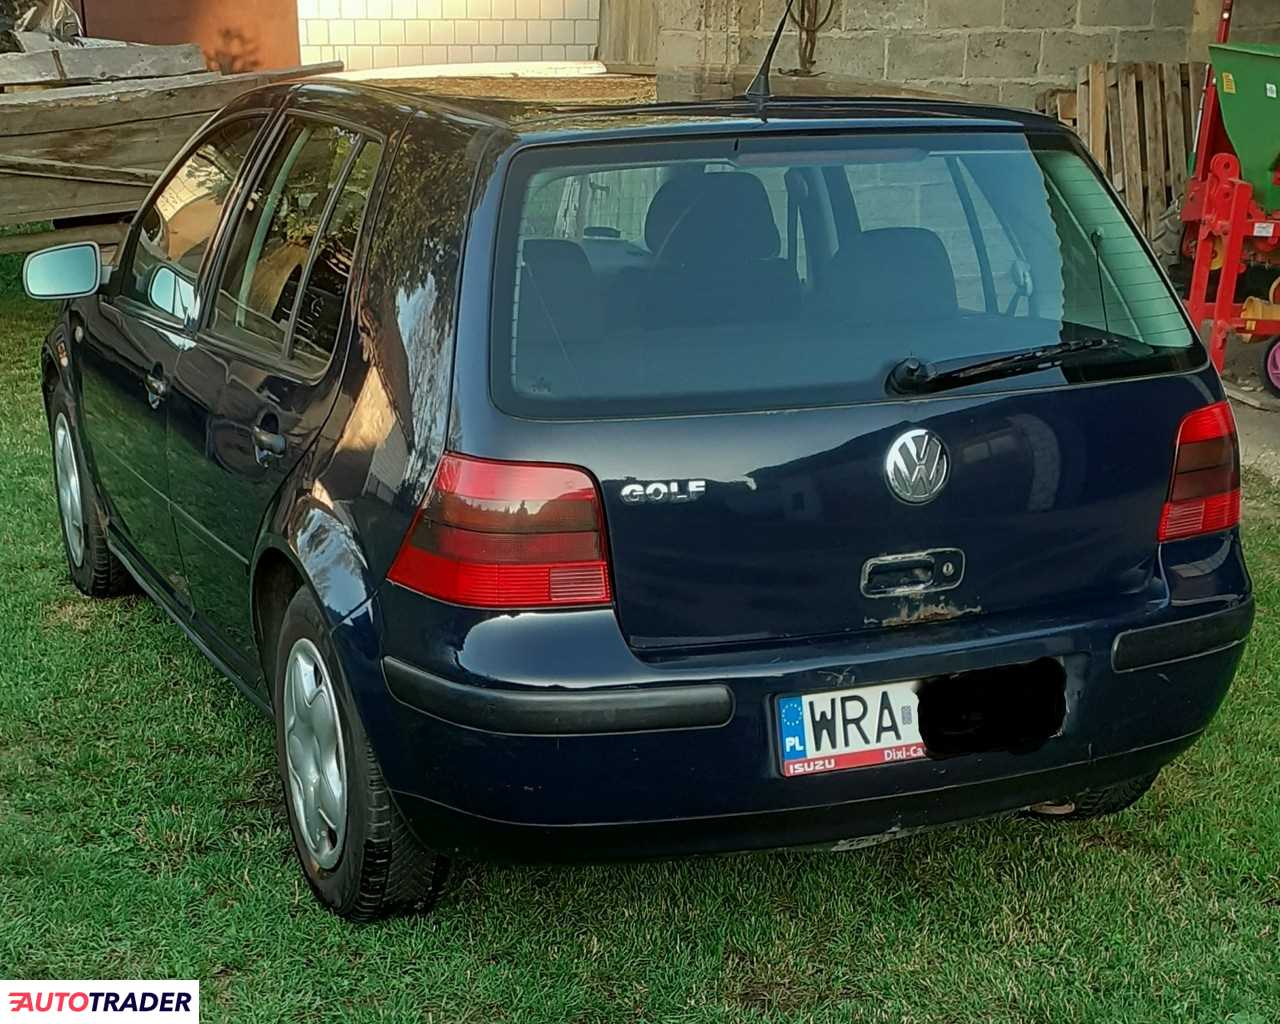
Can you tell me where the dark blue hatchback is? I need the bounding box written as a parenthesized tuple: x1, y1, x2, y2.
(26, 79, 1253, 919)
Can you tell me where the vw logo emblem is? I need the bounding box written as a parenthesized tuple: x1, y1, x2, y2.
(885, 429, 949, 504)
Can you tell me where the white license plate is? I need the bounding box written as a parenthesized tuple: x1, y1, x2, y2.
(777, 680, 926, 778)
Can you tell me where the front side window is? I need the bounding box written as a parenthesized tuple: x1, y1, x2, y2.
(209, 120, 366, 364)
(492, 132, 1201, 419)
(121, 117, 264, 322)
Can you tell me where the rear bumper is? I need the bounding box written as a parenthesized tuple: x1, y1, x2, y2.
(344, 588, 1251, 863)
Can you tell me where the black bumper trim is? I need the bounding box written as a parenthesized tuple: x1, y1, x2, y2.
(1112, 599, 1254, 672)
(389, 733, 1200, 862)
(383, 657, 734, 736)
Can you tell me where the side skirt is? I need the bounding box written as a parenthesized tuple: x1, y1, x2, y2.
(107, 533, 271, 718)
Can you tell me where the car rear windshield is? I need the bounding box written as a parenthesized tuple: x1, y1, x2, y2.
(491, 131, 1202, 418)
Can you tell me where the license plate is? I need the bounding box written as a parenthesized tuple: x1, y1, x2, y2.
(777, 680, 926, 778)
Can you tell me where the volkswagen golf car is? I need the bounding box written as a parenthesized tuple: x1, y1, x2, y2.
(25, 80, 1254, 920)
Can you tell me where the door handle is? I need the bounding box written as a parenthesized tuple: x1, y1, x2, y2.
(144, 373, 168, 410)
(252, 426, 287, 464)
(861, 548, 965, 598)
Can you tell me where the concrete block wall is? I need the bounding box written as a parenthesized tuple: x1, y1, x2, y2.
(695, 1, 1280, 108)
(298, 0, 601, 71)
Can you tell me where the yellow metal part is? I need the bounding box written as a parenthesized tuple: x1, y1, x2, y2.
(1204, 237, 1226, 272)
(1239, 296, 1280, 341)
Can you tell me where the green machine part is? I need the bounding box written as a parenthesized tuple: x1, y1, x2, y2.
(1210, 42, 1280, 215)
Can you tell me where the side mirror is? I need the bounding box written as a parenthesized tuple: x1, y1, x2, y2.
(23, 242, 102, 300)
(147, 265, 196, 321)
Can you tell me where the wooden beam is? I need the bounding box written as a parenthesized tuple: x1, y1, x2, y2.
(0, 42, 206, 88)
(1119, 64, 1144, 221)
(0, 221, 128, 256)
(0, 153, 159, 187)
(0, 63, 342, 138)
(1106, 65, 1123, 191)
(0, 175, 144, 227)
(1141, 63, 1168, 237)
(1088, 62, 1107, 167)
(1077, 65, 1090, 152)
(0, 51, 58, 88)
(1164, 62, 1189, 199)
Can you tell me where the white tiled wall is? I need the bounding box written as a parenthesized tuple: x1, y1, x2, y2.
(297, 0, 601, 71)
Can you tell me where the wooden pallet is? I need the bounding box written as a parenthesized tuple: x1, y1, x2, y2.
(1040, 61, 1209, 239)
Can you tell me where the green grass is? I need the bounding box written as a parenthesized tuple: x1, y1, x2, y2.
(1, 289, 1278, 1023)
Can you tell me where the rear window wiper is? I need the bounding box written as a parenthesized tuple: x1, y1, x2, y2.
(887, 336, 1127, 396)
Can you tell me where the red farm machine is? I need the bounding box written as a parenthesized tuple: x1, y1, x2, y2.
(1172, 0, 1280, 393)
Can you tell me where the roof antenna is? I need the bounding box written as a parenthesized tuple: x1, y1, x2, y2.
(745, 0, 796, 112)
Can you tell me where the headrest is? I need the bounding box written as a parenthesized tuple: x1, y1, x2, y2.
(644, 172, 781, 264)
(521, 238, 592, 278)
(836, 227, 959, 321)
(517, 238, 600, 342)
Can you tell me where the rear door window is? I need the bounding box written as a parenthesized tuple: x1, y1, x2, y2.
(491, 132, 1201, 419)
(208, 119, 369, 367)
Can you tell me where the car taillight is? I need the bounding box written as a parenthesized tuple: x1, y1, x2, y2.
(387, 453, 612, 608)
(1158, 401, 1241, 542)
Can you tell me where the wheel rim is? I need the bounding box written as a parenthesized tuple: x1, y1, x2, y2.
(1266, 340, 1280, 391)
(283, 637, 347, 870)
(53, 413, 85, 568)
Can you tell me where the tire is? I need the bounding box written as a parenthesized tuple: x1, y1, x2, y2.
(272, 586, 448, 921)
(45, 376, 131, 598)
(1260, 336, 1280, 398)
(1151, 200, 1190, 289)
(1028, 770, 1160, 822)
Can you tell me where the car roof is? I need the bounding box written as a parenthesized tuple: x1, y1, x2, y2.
(281, 78, 1066, 143)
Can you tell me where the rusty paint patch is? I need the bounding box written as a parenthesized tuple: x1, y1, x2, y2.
(868, 600, 983, 629)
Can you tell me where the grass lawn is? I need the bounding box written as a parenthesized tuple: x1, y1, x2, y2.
(0, 285, 1277, 1024)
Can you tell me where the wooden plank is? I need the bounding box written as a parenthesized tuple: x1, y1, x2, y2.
(0, 51, 60, 87)
(1141, 63, 1168, 237)
(0, 112, 211, 170)
(1076, 65, 1090, 152)
(1164, 62, 1189, 199)
(0, 221, 128, 257)
(0, 70, 221, 106)
(58, 43, 207, 82)
(0, 112, 209, 227)
(0, 63, 341, 138)
(12, 31, 59, 52)
(1089, 62, 1108, 169)
(1119, 64, 1144, 220)
(0, 42, 206, 88)
(0, 174, 144, 226)
(1189, 60, 1209, 146)
(1182, 61, 1203, 131)
(1056, 91, 1078, 125)
(1107, 66, 1124, 191)
(0, 153, 159, 187)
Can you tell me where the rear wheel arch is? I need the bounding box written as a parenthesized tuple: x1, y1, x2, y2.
(249, 513, 380, 693)
(251, 545, 305, 689)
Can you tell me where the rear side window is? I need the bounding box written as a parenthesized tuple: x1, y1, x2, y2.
(290, 140, 383, 375)
(209, 119, 375, 369)
(491, 132, 1201, 419)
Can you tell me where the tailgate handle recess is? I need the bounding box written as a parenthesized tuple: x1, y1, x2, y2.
(861, 548, 965, 598)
